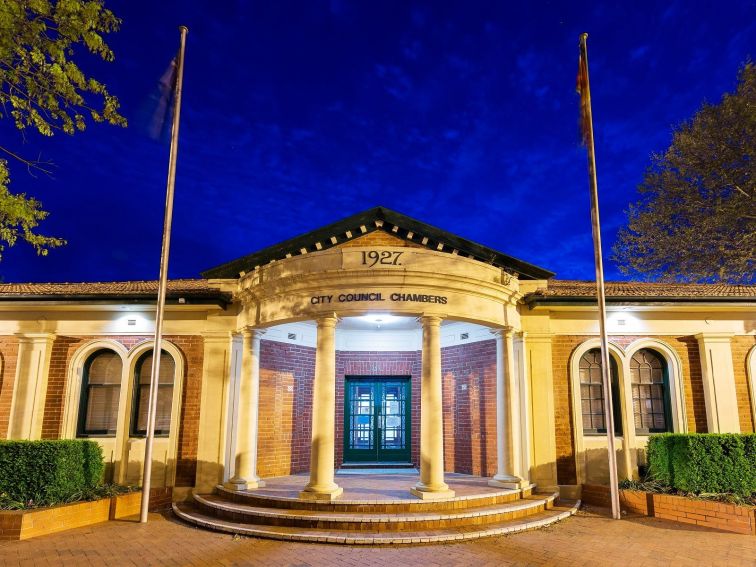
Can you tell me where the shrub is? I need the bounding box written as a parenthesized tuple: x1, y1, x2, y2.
(647, 433, 756, 497)
(0, 440, 104, 506)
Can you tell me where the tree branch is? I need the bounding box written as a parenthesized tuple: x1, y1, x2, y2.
(0, 146, 55, 177)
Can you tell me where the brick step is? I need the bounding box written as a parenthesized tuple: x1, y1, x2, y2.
(193, 492, 557, 530)
(216, 483, 531, 512)
(172, 499, 580, 545)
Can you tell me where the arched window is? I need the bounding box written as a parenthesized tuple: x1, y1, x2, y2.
(78, 350, 122, 436)
(132, 350, 175, 436)
(630, 349, 671, 434)
(579, 349, 622, 435)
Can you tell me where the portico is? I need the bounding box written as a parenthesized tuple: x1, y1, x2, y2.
(213, 208, 551, 500)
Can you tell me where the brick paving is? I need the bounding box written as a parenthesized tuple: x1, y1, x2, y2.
(1, 505, 754, 566)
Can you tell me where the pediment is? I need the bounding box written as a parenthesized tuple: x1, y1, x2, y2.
(201, 206, 553, 280)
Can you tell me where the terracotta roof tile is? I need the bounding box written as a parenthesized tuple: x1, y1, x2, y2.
(527, 280, 756, 300)
(0, 279, 229, 300)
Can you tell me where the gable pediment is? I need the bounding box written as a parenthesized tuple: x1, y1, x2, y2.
(201, 207, 553, 280)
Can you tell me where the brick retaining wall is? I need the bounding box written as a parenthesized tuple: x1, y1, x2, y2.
(581, 484, 756, 535)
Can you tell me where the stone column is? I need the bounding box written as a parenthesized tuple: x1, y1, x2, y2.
(515, 331, 532, 483)
(489, 328, 525, 489)
(300, 314, 342, 500)
(225, 328, 265, 490)
(411, 315, 455, 500)
(695, 333, 740, 433)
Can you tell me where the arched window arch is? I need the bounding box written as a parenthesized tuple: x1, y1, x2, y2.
(78, 349, 123, 436)
(630, 348, 671, 434)
(131, 350, 176, 436)
(579, 349, 622, 435)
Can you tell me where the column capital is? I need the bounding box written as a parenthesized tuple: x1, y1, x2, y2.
(694, 332, 734, 343)
(240, 327, 267, 340)
(316, 313, 339, 328)
(14, 332, 56, 344)
(201, 331, 233, 344)
(419, 314, 445, 327)
(490, 326, 515, 338)
(526, 333, 553, 344)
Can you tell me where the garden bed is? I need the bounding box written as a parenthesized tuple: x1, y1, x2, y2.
(0, 487, 172, 541)
(582, 484, 756, 535)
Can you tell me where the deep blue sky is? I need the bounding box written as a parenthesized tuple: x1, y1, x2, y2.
(3, 1, 754, 283)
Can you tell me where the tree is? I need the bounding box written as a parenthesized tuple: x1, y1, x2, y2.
(0, 0, 125, 260)
(612, 63, 755, 284)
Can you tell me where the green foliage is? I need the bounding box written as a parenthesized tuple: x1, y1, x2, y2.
(0, 0, 126, 259)
(0, 439, 105, 506)
(647, 434, 756, 497)
(0, 0, 126, 135)
(613, 63, 755, 284)
(646, 432, 673, 486)
(0, 161, 65, 259)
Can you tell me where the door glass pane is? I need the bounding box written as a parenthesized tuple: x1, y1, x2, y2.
(380, 382, 406, 450)
(349, 383, 374, 450)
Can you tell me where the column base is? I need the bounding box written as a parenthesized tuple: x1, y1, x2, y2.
(488, 474, 526, 490)
(299, 485, 343, 501)
(410, 483, 456, 500)
(223, 477, 266, 491)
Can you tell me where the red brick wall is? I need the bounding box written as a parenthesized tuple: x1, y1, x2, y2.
(170, 336, 204, 487)
(256, 340, 497, 476)
(552, 335, 706, 486)
(38, 335, 203, 487)
(257, 340, 315, 477)
(0, 336, 20, 438)
(441, 340, 497, 476)
(669, 336, 707, 433)
(335, 350, 422, 466)
(732, 336, 755, 433)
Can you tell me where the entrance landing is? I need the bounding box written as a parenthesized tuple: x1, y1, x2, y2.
(173, 473, 580, 545)
(238, 472, 507, 501)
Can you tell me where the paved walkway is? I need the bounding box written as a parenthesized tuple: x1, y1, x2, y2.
(1, 505, 754, 566)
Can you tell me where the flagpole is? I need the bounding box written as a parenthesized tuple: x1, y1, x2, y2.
(140, 25, 189, 524)
(578, 32, 621, 520)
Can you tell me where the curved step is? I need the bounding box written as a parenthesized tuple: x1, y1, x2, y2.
(172, 499, 580, 545)
(215, 483, 532, 513)
(193, 492, 557, 530)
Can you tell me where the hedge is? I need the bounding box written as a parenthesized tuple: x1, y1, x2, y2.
(647, 433, 756, 497)
(0, 440, 104, 506)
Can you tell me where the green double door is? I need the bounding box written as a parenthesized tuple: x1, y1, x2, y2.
(344, 377, 411, 463)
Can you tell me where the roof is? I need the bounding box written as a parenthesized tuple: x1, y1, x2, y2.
(201, 206, 554, 280)
(524, 280, 756, 306)
(0, 279, 232, 306)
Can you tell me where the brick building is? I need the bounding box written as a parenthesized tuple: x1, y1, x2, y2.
(0, 207, 753, 502)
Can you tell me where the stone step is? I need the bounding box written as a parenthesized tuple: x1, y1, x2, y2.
(173, 499, 580, 545)
(339, 462, 415, 469)
(193, 492, 557, 530)
(216, 483, 531, 513)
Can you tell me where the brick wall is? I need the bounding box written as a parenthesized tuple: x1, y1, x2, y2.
(441, 340, 497, 476)
(37, 335, 203, 487)
(335, 350, 422, 466)
(0, 336, 20, 438)
(582, 484, 756, 535)
(731, 335, 755, 433)
(551, 335, 707, 486)
(258, 340, 315, 477)
(256, 339, 497, 476)
(169, 335, 204, 487)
